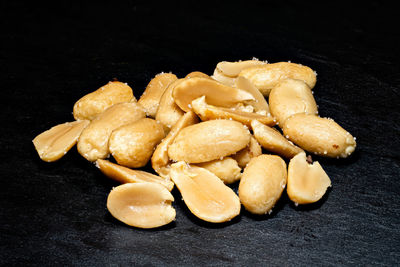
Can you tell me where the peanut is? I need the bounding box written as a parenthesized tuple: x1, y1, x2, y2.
(73, 81, 134, 121)
(33, 120, 89, 162)
(287, 152, 331, 204)
(235, 76, 270, 115)
(196, 157, 241, 184)
(232, 136, 262, 168)
(269, 79, 318, 125)
(216, 59, 267, 77)
(108, 118, 165, 168)
(238, 155, 287, 214)
(211, 68, 236, 87)
(282, 113, 356, 158)
(168, 119, 251, 163)
(238, 62, 317, 96)
(138, 73, 177, 118)
(77, 102, 145, 162)
(251, 119, 304, 158)
(107, 182, 175, 229)
(170, 162, 240, 223)
(185, 71, 211, 79)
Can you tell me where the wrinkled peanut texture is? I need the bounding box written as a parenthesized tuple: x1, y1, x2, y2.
(191, 96, 275, 127)
(107, 183, 175, 229)
(196, 157, 242, 184)
(33, 120, 89, 162)
(287, 152, 331, 204)
(138, 73, 177, 118)
(282, 113, 356, 158)
(96, 159, 174, 191)
(269, 78, 318, 125)
(172, 77, 255, 112)
(168, 119, 251, 163)
(77, 102, 146, 162)
(155, 79, 185, 131)
(239, 155, 287, 214)
(251, 120, 304, 158)
(151, 111, 199, 177)
(232, 136, 262, 168)
(73, 81, 135, 121)
(170, 162, 241, 223)
(216, 59, 267, 77)
(239, 62, 317, 96)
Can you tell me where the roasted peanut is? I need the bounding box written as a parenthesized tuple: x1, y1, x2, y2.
(191, 96, 275, 127)
(232, 136, 262, 168)
(73, 81, 135, 121)
(238, 62, 317, 96)
(77, 102, 146, 162)
(96, 159, 173, 191)
(196, 157, 241, 184)
(235, 76, 270, 115)
(251, 119, 304, 158)
(33, 120, 89, 162)
(170, 162, 240, 223)
(282, 113, 356, 158)
(172, 77, 255, 112)
(211, 68, 236, 87)
(151, 111, 199, 177)
(216, 59, 267, 77)
(238, 155, 287, 214)
(269, 79, 317, 125)
(287, 152, 331, 204)
(155, 79, 185, 131)
(168, 119, 251, 163)
(107, 182, 175, 229)
(185, 71, 211, 79)
(138, 73, 177, 118)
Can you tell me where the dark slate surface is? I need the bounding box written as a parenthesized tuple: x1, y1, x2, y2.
(1, 1, 399, 266)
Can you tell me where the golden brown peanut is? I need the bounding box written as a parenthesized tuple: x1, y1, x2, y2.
(170, 162, 240, 223)
(155, 79, 185, 131)
(77, 102, 146, 162)
(232, 136, 262, 168)
(107, 182, 175, 229)
(251, 119, 304, 158)
(211, 68, 236, 87)
(238, 155, 287, 214)
(287, 152, 331, 204)
(235, 76, 270, 115)
(196, 157, 241, 184)
(73, 81, 134, 121)
(238, 62, 317, 96)
(96, 159, 173, 191)
(108, 118, 165, 168)
(172, 77, 255, 112)
(185, 71, 211, 79)
(33, 120, 89, 162)
(151, 111, 199, 177)
(138, 73, 177, 118)
(282, 113, 357, 158)
(269, 79, 318, 125)
(216, 59, 267, 77)
(168, 119, 251, 163)
(191, 96, 275, 127)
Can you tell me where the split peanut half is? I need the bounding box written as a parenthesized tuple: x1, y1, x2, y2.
(269, 78, 318, 125)
(108, 118, 165, 168)
(232, 136, 262, 168)
(73, 81, 135, 121)
(151, 111, 199, 177)
(216, 59, 267, 77)
(282, 113, 356, 158)
(196, 157, 242, 184)
(96, 159, 173, 191)
(239, 155, 287, 215)
(77, 102, 146, 162)
(287, 152, 331, 204)
(107, 182, 175, 229)
(251, 119, 304, 158)
(238, 62, 317, 96)
(33, 120, 89, 162)
(168, 119, 251, 163)
(172, 77, 255, 112)
(138, 73, 177, 118)
(211, 68, 236, 87)
(170, 162, 241, 223)
(235, 76, 270, 115)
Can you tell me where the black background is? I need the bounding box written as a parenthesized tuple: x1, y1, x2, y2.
(1, 1, 399, 266)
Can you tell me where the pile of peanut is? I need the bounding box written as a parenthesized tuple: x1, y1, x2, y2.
(33, 60, 356, 228)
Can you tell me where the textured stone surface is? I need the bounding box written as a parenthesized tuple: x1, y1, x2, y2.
(1, 1, 399, 266)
